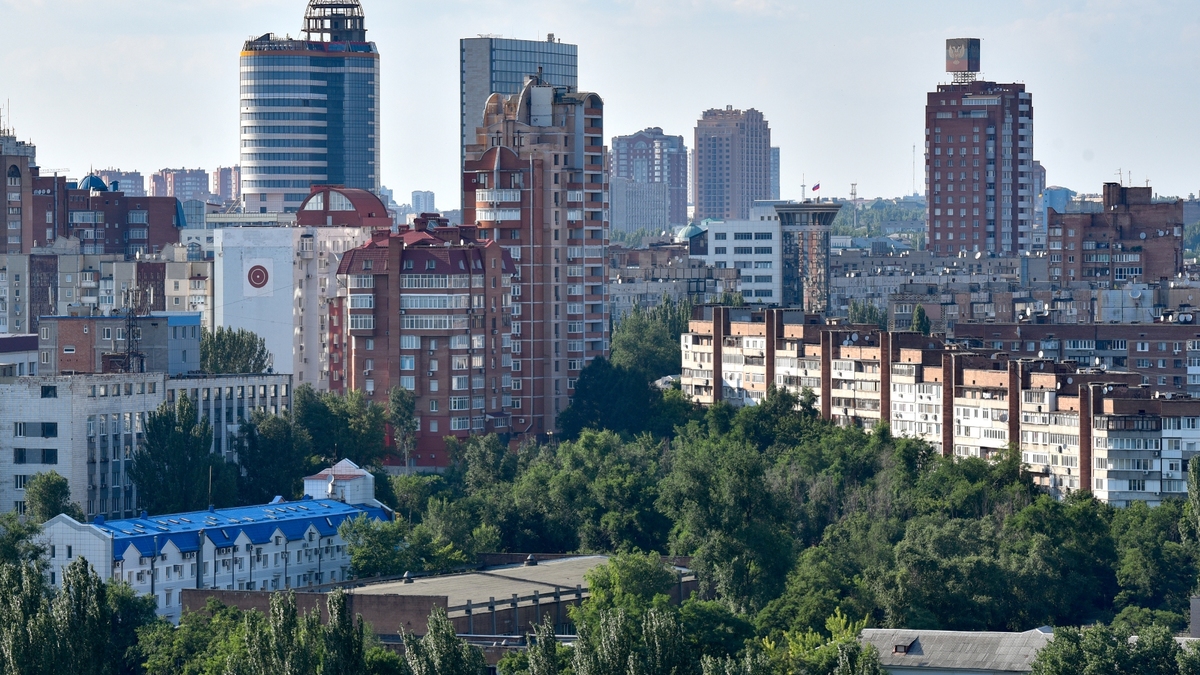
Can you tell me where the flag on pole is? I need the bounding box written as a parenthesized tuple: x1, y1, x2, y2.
(812, 183, 821, 191)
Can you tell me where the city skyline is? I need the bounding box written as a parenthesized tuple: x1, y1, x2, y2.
(2, 1, 1199, 204)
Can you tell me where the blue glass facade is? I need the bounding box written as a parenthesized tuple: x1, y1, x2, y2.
(460, 37, 578, 165)
(240, 45, 379, 212)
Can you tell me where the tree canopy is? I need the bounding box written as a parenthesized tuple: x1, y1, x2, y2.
(130, 393, 238, 515)
(25, 471, 83, 524)
(201, 327, 272, 375)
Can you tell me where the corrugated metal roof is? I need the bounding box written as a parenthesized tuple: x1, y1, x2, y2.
(860, 628, 1053, 673)
(91, 498, 386, 558)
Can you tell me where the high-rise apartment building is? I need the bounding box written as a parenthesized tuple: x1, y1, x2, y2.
(95, 169, 145, 197)
(328, 217, 515, 470)
(240, 0, 380, 213)
(463, 74, 609, 437)
(411, 190, 436, 214)
(460, 35, 577, 171)
(925, 38, 1034, 256)
(2, 125, 36, 255)
(212, 166, 241, 202)
(693, 107, 772, 221)
(150, 168, 210, 202)
(770, 147, 781, 200)
(611, 127, 688, 229)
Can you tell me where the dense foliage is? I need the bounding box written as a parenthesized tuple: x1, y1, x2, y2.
(200, 327, 272, 375)
(133, 385, 397, 515)
(347, 386, 1200, 642)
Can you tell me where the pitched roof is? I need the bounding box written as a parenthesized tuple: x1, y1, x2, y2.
(860, 628, 1053, 673)
(305, 458, 371, 482)
(88, 498, 386, 559)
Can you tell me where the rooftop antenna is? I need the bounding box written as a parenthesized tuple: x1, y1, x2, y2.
(912, 144, 916, 195)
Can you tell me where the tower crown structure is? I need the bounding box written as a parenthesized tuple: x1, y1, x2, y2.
(302, 0, 366, 42)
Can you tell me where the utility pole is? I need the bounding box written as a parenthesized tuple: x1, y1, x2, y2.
(850, 183, 858, 231)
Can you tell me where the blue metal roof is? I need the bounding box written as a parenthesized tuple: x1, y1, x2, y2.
(91, 498, 386, 559)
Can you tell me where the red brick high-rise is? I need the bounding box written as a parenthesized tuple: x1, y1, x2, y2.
(925, 38, 1034, 257)
(463, 74, 610, 437)
(328, 216, 515, 469)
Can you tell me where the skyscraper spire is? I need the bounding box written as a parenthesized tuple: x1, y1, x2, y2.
(301, 0, 367, 43)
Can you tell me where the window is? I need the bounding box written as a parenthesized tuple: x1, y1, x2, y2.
(1136, 342, 1150, 352)
(733, 247, 753, 255)
(451, 417, 470, 431)
(40, 386, 56, 399)
(713, 233, 726, 240)
(453, 376, 469, 390)
(733, 232, 753, 240)
(399, 355, 415, 370)
(349, 294, 374, 308)
(400, 335, 419, 349)
(348, 315, 374, 330)
(753, 232, 773, 240)
(754, 247, 773, 255)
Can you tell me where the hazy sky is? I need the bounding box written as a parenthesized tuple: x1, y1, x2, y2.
(2, 0, 1199, 207)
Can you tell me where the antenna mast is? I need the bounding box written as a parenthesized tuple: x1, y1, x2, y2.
(123, 287, 148, 373)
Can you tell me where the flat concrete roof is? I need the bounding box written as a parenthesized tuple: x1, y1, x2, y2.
(352, 556, 609, 608)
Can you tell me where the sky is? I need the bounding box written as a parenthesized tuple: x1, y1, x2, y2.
(2, 0, 1200, 207)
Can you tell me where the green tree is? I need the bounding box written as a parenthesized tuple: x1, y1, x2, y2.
(911, 304, 931, 335)
(201, 326, 271, 374)
(321, 589, 368, 675)
(572, 609, 635, 675)
(236, 409, 314, 505)
(244, 591, 322, 675)
(0, 562, 55, 674)
(340, 513, 409, 578)
(25, 471, 84, 525)
(131, 393, 238, 515)
(138, 599, 250, 675)
(388, 386, 420, 468)
(53, 557, 111, 675)
(105, 581, 159, 675)
(557, 358, 662, 440)
(612, 305, 682, 381)
(657, 431, 794, 613)
(847, 300, 886, 330)
(294, 386, 387, 468)
(403, 607, 485, 675)
(0, 511, 46, 566)
(573, 550, 675, 631)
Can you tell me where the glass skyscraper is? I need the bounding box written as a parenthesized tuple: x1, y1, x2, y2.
(240, 0, 380, 213)
(460, 35, 577, 167)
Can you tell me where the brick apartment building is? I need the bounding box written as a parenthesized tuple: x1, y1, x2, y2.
(693, 107, 772, 222)
(681, 306, 1200, 506)
(462, 73, 610, 437)
(1047, 183, 1183, 287)
(952, 321, 1200, 394)
(328, 217, 515, 469)
(926, 39, 1035, 256)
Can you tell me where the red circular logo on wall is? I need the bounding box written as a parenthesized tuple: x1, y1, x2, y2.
(247, 265, 269, 289)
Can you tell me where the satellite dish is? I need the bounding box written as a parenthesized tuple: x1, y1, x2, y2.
(1140, 232, 1147, 239)
(1038, 350, 1044, 358)
(974, 251, 982, 260)
(1130, 290, 1142, 299)
(1067, 377, 1074, 384)
(851, 333, 859, 341)
(1056, 382, 1062, 390)
(842, 340, 850, 346)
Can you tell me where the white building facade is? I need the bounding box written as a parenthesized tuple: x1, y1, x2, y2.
(41, 469, 389, 623)
(696, 206, 783, 304)
(213, 226, 373, 389)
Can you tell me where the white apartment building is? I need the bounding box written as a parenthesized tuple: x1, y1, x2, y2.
(696, 205, 783, 304)
(0, 372, 298, 523)
(42, 459, 390, 623)
(0, 372, 166, 522)
(213, 226, 373, 389)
